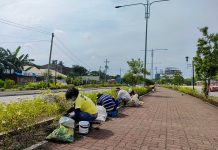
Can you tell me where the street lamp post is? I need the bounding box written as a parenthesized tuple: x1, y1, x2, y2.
(186, 56, 195, 90)
(115, 0, 170, 82)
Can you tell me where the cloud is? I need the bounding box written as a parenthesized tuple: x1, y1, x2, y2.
(0, 0, 217, 77)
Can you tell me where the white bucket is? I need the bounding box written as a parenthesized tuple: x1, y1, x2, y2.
(79, 121, 90, 134)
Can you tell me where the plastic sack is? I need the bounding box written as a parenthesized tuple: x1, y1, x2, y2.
(128, 94, 144, 107)
(46, 125, 74, 143)
(96, 105, 107, 122)
(59, 116, 75, 129)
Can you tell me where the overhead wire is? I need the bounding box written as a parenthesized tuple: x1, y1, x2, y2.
(53, 42, 82, 65)
(0, 18, 51, 35)
(0, 39, 49, 44)
(54, 37, 92, 69)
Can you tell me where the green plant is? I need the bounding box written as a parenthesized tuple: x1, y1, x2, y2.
(4, 79, 15, 89)
(161, 85, 218, 107)
(0, 98, 59, 133)
(0, 79, 4, 88)
(194, 27, 218, 96)
(25, 81, 46, 90)
(132, 87, 148, 96)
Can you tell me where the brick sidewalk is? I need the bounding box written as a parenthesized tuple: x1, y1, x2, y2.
(39, 87, 218, 150)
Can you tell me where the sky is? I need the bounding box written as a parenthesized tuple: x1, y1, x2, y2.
(0, 0, 218, 78)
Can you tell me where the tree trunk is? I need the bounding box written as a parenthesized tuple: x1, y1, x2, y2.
(207, 79, 211, 97)
(203, 80, 208, 97)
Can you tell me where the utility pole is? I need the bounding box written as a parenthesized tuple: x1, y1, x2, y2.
(46, 32, 54, 87)
(120, 68, 122, 78)
(186, 56, 195, 90)
(151, 49, 154, 80)
(99, 66, 101, 82)
(115, 0, 170, 83)
(120, 68, 122, 84)
(54, 60, 57, 85)
(104, 59, 109, 82)
(148, 49, 168, 80)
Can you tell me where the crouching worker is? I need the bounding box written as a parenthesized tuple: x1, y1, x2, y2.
(97, 93, 119, 116)
(65, 87, 98, 122)
(129, 89, 144, 106)
(116, 87, 131, 106)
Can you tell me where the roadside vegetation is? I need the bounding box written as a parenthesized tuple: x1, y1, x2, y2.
(162, 85, 218, 107)
(0, 86, 151, 149)
(0, 79, 126, 91)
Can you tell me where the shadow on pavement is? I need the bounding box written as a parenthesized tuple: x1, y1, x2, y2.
(148, 95, 173, 99)
(117, 113, 128, 118)
(88, 129, 114, 139)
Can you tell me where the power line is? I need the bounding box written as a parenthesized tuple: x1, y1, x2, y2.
(54, 37, 92, 69)
(0, 39, 49, 44)
(0, 18, 51, 35)
(53, 42, 82, 65)
(54, 41, 87, 67)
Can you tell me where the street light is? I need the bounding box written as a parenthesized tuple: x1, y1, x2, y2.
(115, 0, 170, 82)
(186, 56, 195, 90)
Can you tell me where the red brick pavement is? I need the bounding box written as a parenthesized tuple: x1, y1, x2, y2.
(39, 87, 218, 150)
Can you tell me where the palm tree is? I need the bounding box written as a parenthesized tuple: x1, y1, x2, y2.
(12, 46, 35, 72)
(0, 46, 35, 75)
(0, 47, 14, 74)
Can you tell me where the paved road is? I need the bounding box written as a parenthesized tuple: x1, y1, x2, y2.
(38, 87, 218, 150)
(0, 87, 114, 104)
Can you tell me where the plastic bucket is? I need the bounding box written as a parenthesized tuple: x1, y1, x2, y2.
(79, 121, 90, 134)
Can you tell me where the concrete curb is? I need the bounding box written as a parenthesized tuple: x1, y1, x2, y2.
(24, 141, 48, 150)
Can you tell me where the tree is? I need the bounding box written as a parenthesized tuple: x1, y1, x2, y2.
(0, 46, 34, 76)
(194, 27, 218, 96)
(123, 58, 149, 86)
(70, 65, 88, 77)
(184, 78, 192, 86)
(172, 72, 184, 85)
(90, 71, 99, 76)
(158, 74, 172, 84)
(10, 46, 35, 72)
(0, 47, 13, 74)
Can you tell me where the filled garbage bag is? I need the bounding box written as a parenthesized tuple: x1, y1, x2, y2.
(59, 116, 75, 129)
(96, 105, 107, 122)
(46, 125, 74, 143)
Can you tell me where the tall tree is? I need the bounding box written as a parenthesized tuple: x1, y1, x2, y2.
(0, 47, 13, 74)
(172, 72, 184, 85)
(0, 46, 35, 75)
(123, 58, 149, 86)
(194, 27, 218, 96)
(70, 65, 88, 77)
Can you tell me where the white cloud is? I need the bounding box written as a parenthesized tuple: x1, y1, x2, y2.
(0, 0, 217, 77)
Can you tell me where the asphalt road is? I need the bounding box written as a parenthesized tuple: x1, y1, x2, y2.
(0, 87, 114, 104)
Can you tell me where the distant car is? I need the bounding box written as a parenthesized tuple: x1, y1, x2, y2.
(209, 81, 218, 92)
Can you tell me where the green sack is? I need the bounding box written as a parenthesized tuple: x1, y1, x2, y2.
(46, 125, 74, 143)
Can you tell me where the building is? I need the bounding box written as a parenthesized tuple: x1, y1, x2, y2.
(81, 76, 100, 84)
(164, 67, 181, 78)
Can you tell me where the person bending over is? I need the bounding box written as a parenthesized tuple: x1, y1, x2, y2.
(65, 87, 97, 122)
(97, 93, 118, 113)
(116, 87, 131, 106)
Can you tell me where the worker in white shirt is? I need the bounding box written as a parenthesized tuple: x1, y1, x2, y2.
(116, 87, 131, 106)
